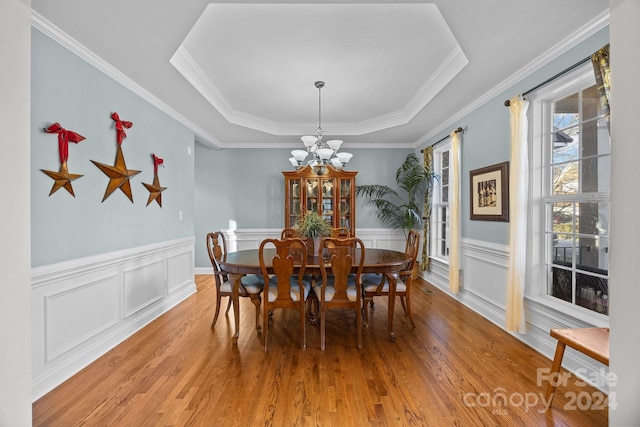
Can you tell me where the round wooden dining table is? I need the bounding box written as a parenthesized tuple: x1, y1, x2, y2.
(220, 247, 410, 344)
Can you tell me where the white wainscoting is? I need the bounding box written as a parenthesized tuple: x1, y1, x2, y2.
(422, 238, 610, 393)
(195, 228, 407, 274)
(31, 236, 196, 401)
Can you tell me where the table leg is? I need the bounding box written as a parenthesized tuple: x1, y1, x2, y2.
(306, 291, 319, 324)
(385, 272, 398, 342)
(545, 341, 567, 407)
(228, 273, 243, 344)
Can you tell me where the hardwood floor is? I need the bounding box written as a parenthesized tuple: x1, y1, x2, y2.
(33, 275, 608, 426)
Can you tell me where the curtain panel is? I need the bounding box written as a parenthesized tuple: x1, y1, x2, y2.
(448, 130, 461, 294)
(421, 145, 433, 271)
(591, 43, 610, 132)
(505, 95, 529, 333)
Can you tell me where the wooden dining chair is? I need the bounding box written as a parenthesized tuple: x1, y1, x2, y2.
(315, 236, 365, 350)
(361, 229, 420, 329)
(280, 227, 298, 239)
(259, 237, 310, 350)
(206, 232, 265, 330)
(331, 227, 350, 238)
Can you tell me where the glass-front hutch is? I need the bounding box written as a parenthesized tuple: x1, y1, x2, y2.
(283, 165, 357, 234)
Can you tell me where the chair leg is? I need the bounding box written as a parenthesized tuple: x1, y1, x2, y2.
(306, 293, 318, 323)
(251, 295, 261, 332)
(400, 295, 408, 314)
(262, 302, 270, 351)
(404, 294, 416, 329)
(320, 308, 326, 351)
(300, 300, 307, 350)
(362, 295, 370, 328)
(225, 297, 232, 315)
(356, 303, 363, 350)
(211, 292, 223, 329)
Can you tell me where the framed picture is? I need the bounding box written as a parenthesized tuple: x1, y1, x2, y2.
(469, 161, 509, 222)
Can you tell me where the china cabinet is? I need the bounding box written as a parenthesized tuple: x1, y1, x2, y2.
(283, 165, 357, 234)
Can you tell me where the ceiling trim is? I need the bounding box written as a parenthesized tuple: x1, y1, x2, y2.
(171, 45, 282, 135)
(31, 11, 223, 149)
(172, 43, 468, 137)
(223, 140, 417, 150)
(413, 9, 610, 149)
(351, 45, 468, 135)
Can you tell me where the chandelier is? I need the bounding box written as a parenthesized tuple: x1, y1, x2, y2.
(288, 81, 353, 174)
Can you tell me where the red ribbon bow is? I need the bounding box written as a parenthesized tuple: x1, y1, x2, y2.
(44, 122, 85, 164)
(152, 153, 164, 175)
(111, 112, 133, 145)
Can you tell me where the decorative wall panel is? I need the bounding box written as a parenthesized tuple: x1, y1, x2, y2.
(168, 251, 194, 293)
(31, 237, 195, 401)
(123, 261, 166, 318)
(45, 275, 118, 362)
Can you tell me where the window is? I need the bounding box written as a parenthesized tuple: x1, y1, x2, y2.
(531, 64, 610, 316)
(431, 141, 451, 262)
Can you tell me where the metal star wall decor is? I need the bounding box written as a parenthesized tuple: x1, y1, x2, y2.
(40, 122, 86, 197)
(91, 146, 141, 202)
(91, 112, 140, 202)
(142, 153, 167, 207)
(41, 162, 84, 197)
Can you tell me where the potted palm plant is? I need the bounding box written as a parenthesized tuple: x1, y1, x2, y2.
(294, 210, 332, 257)
(355, 153, 438, 237)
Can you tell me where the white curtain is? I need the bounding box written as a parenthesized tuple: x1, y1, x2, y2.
(449, 130, 461, 294)
(506, 95, 529, 333)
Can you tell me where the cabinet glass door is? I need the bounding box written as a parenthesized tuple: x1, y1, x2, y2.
(321, 178, 334, 224)
(339, 179, 352, 230)
(306, 178, 320, 214)
(289, 179, 301, 227)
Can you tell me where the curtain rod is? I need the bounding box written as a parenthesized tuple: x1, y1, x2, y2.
(504, 56, 591, 106)
(420, 127, 464, 152)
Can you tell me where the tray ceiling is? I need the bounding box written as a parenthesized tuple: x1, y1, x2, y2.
(31, 0, 609, 149)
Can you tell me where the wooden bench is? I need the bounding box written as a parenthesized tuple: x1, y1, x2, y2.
(545, 327, 609, 405)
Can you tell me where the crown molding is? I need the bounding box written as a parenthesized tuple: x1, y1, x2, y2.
(414, 9, 610, 148)
(31, 11, 223, 149)
(170, 45, 281, 135)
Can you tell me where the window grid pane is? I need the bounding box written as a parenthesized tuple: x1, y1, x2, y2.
(429, 146, 451, 263)
(543, 82, 610, 316)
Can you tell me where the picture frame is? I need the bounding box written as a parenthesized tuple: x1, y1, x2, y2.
(469, 161, 509, 222)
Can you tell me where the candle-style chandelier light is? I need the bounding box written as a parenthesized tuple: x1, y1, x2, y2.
(288, 81, 353, 174)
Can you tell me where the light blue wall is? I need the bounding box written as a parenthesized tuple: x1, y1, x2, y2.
(194, 145, 412, 267)
(32, 22, 608, 268)
(31, 29, 195, 267)
(422, 27, 609, 245)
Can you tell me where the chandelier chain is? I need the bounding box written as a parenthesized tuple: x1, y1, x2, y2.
(317, 81, 323, 138)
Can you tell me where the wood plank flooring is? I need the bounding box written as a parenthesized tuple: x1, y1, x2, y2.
(33, 275, 608, 426)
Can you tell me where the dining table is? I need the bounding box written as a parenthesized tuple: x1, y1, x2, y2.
(219, 247, 411, 344)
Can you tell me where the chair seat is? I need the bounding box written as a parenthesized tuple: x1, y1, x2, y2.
(361, 273, 382, 284)
(362, 276, 406, 293)
(266, 278, 311, 302)
(314, 281, 358, 302)
(220, 274, 264, 294)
